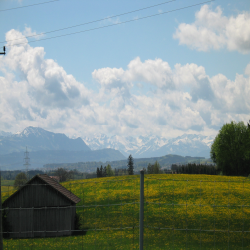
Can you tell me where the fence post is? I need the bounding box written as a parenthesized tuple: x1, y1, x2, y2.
(140, 170, 144, 250)
(0, 170, 3, 250)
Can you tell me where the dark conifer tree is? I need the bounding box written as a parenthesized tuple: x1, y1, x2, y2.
(127, 154, 134, 175)
(96, 167, 100, 178)
(147, 163, 153, 174)
(103, 166, 107, 177)
(100, 165, 103, 177)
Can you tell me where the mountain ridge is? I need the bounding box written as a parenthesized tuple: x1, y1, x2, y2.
(82, 133, 214, 158)
(0, 126, 90, 155)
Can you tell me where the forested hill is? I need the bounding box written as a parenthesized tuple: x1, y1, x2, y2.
(44, 154, 209, 172)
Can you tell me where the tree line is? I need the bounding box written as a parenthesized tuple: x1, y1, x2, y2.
(96, 155, 135, 177)
(171, 163, 217, 175)
(13, 168, 83, 189)
(96, 155, 164, 177)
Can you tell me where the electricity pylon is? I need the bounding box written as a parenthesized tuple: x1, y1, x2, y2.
(23, 146, 30, 180)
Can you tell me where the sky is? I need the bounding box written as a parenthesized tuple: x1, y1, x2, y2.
(0, 0, 249, 139)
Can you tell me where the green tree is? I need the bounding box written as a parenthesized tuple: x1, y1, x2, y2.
(127, 154, 134, 175)
(106, 164, 114, 177)
(14, 172, 28, 189)
(147, 163, 153, 174)
(54, 168, 73, 182)
(96, 167, 101, 178)
(147, 161, 161, 174)
(153, 161, 161, 174)
(210, 121, 250, 176)
(100, 165, 103, 177)
(103, 166, 107, 177)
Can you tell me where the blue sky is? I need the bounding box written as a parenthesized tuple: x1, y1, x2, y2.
(0, 0, 249, 138)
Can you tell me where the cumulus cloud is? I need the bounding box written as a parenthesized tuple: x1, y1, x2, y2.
(92, 56, 250, 134)
(173, 5, 250, 54)
(93, 57, 174, 90)
(0, 29, 92, 132)
(1, 28, 250, 138)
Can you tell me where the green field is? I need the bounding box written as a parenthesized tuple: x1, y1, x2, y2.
(1, 180, 14, 186)
(2, 174, 250, 249)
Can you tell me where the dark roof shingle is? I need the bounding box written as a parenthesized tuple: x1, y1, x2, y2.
(37, 174, 81, 204)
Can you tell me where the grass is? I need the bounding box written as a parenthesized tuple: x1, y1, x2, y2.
(1, 180, 14, 186)
(2, 174, 250, 249)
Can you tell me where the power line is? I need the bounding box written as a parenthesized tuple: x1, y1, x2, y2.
(6, 0, 215, 47)
(1, 0, 176, 44)
(0, 0, 60, 12)
(0, 162, 23, 167)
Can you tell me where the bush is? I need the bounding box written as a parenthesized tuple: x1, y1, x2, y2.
(14, 172, 28, 189)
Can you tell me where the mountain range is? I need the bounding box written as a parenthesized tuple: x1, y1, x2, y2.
(0, 126, 90, 155)
(82, 133, 214, 158)
(0, 127, 215, 170)
(0, 127, 125, 170)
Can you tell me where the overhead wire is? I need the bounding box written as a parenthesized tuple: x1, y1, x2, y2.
(5, 0, 215, 47)
(1, 0, 176, 44)
(0, 0, 60, 12)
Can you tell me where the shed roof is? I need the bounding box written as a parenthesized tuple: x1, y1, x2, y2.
(3, 174, 81, 205)
(37, 174, 81, 204)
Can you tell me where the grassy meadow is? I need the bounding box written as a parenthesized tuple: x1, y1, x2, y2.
(1, 174, 250, 249)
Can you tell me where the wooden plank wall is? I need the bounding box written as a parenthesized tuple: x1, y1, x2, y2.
(6, 206, 76, 238)
(3, 178, 76, 238)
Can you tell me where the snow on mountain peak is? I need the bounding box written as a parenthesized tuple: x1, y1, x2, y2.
(18, 126, 46, 137)
(82, 133, 214, 158)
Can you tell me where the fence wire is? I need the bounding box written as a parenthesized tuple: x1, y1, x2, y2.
(144, 177, 250, 250)
(0, 175, 250, 249)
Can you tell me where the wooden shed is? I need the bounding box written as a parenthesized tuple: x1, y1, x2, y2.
(2, 174, 81, 238)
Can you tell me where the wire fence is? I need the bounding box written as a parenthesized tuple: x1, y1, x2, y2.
(144, 175, 250, 249)
(0, 172, 250, 249)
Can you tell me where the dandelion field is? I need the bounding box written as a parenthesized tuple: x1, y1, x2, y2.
(2, 174, 250, 249)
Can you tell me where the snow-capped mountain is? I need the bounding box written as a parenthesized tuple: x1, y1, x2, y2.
(0, 127, 127, 170)
(0, 126, 214, 160)
(82, 133, 215, 158)
(0, 126, 90, 155)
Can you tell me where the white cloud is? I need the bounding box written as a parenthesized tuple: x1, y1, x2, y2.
(92, 57, 250, 134)
(23, 27, 44, 40)
(0, 29, 91, 132)
(93, 57, 174, 90)
(101, 16, 121, 26)
(245, 63, 250, 75)
(173, 5, 250, 54)
(1, 28, 250, 138)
